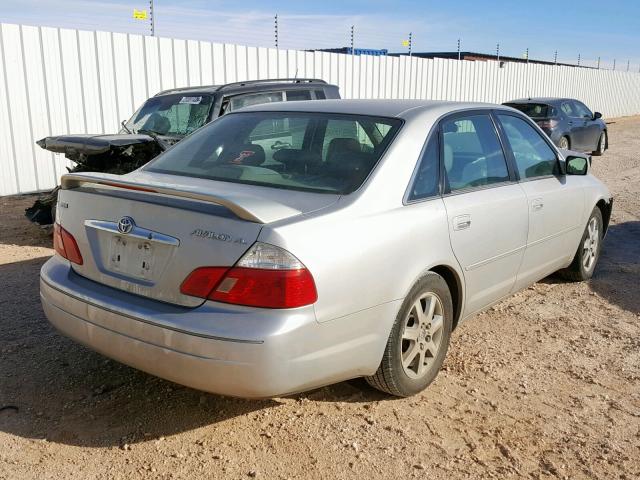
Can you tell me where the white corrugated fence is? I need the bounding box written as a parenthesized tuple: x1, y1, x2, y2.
(2, 22, 640, 196)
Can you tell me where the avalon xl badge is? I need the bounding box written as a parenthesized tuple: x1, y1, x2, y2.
(117, 216, 135, 234)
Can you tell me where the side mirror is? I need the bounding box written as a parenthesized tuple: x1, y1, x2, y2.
(566, 155, 589, 175)
(593, 112, 602, 120)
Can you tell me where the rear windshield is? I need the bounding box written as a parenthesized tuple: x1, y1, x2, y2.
(504, 103, 554, 118)
(125, 94, 214, 136)
(145, 112, 402, 194)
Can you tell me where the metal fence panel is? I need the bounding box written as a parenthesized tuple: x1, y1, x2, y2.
(1, 21, 640, 196)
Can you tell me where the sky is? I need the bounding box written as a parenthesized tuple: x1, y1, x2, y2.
(1, 0, 639, 69)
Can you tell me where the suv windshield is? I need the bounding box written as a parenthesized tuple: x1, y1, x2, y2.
(124, 94, 214, 136)
(145, 112, 402, 194)
(504, 103, 554, 118)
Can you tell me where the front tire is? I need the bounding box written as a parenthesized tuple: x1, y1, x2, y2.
(366, 273, 453, 397)
(558, 136, 570, 150)
(592, 131, 607, 156)
(558, 208, 603, 281)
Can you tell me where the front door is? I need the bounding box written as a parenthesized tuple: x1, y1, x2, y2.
(560, 101, 588, 151)
(495, 112, 585, 290)
(440, 113, 528, 316)
(572, 100, 601, 151)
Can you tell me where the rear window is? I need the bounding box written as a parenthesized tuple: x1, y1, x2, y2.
(504, 103, 554, 118)
(145, 112, 402, 194)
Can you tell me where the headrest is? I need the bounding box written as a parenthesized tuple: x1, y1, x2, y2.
(326, 138, 361, 163)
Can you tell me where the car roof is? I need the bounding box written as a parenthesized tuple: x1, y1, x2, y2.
(505, 97, 571, 105)
(155, 79, 335, 97)
(235, 99, 503, 119)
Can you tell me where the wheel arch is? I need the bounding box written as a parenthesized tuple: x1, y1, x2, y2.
(595, 197, 613, 235)
(429, 264, 464, 330)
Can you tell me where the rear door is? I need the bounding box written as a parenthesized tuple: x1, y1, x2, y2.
(440, 112, 528, 316)
(495, 112, 585, 290)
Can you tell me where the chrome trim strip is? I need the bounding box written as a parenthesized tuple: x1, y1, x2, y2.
(465, 245, 526, 271)
(464, 224, 579, 272)
(526, 225, 579, 248)
(84, 219, 180, 246)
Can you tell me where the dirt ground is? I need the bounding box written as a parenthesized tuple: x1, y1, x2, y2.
(1, 118, 639, 480)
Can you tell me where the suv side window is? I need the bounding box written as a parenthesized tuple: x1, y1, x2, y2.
(441, 114, 510, 192)
(285, 90, 312, 101)
(497, 114, 559, 179)
(408, 133, 439, 201)
(228, 91, 284, 112)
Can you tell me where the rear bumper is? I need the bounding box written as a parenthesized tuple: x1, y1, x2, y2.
(40, 256, 396, 398)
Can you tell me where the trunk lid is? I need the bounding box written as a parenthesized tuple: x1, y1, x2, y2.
(56, 172, 338, 307)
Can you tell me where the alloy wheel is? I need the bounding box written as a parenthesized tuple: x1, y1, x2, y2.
(559, 137, 569, 150)
(400, 293, 445, 379)
(582, 217, 599, 271)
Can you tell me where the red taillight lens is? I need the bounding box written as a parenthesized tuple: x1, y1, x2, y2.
(53, 223, 66, 258)
(180, 243, 317, 309)
(210, 267, 317, 309)
(53, 223, 83, 265)
(536, 119, 559, 129)
(180, 267, 229, 298)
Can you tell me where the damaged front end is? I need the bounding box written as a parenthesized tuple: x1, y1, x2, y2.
(26, 134, 173, 226)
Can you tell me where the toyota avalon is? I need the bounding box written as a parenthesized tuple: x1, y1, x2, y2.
(40, 99, 612, 397)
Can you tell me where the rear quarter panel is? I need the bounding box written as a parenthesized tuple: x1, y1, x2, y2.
(258, 197, 460, 326)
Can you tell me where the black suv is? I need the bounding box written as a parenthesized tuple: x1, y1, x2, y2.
(28, 79, 339, 225)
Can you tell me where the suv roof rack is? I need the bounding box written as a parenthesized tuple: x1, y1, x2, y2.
(216, 78, 327, 92)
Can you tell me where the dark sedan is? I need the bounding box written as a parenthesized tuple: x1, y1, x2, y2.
(503, 97, 607, 155)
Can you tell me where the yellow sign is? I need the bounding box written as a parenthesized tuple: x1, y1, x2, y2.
(401, 40, 409, 47)
(133, 9, 147, 20)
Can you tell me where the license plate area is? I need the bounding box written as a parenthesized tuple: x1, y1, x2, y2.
(108, 235, 156, 280)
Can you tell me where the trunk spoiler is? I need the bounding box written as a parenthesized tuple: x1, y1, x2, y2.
(60, 172, 302, 224)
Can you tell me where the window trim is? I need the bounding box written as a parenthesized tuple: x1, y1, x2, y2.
(493, 109, 563, 183)
(437, 109, 517, 197)
(403, 124, 441, 205)
(144, 110, 405, 196)
(571, 100, 593, 119)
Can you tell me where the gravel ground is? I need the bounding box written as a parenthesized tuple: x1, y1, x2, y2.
(1, 117, 639, 480)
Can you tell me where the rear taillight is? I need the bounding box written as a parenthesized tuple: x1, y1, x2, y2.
(180, 242, 317, 309)
(536, 119, 559, 129)
(53, 223, 83, 265)
(180, 267, 229, 298)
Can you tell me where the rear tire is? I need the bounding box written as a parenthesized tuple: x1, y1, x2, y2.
(558, 208, 603, 282)
(366, 273, 453, 397)
(558, 136, 570, 150)
(592, 131, 607, 156)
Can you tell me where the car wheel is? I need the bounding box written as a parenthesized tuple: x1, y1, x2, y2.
(558, 136, 570, 150)
(558, 208, 603, 282)
(592, 131, 607, 156)
(366, 272, 453, 397)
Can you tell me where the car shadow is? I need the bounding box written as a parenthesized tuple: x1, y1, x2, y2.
(0, 256, 280, 448)
(589, 220, 640, 314)
(0, 194, 53, 248)
(544, 221, 640, 314)
(0, 256, 388, 448)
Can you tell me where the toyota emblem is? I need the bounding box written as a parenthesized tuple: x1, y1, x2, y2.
(117, 216, 135, 234)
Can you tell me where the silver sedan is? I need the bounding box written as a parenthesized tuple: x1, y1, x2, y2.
(40, 99, 612, 397)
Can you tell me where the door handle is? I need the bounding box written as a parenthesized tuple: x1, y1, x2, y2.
(531, 199, 544, 211)
(453, 214, 471, 230)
